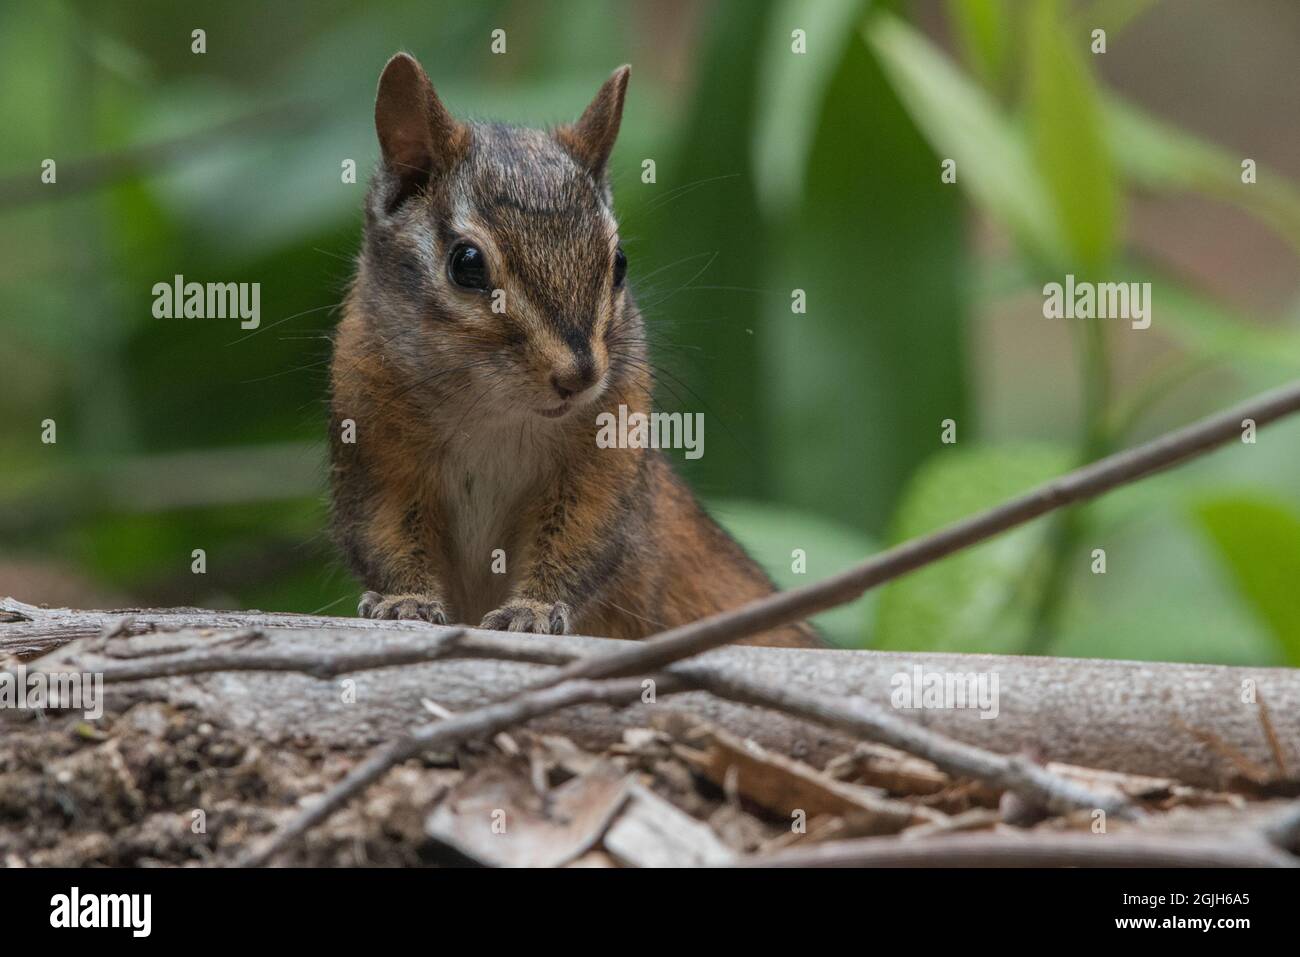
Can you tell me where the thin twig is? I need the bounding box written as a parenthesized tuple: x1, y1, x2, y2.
(1257, 694, 1289, 779)
(532, 379, 1300, 685)
(221, 632, 1140, 862)
(234, 675, 682, 867)
(737, 830, 1298, 868)
(675, 664, 1141, 820)
(35, 629, 576, 683)
(16, 620, 1166, 838)
(44, 624, 1133, 819)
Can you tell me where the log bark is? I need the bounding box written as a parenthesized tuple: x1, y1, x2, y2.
(6, 598, 1296, 790)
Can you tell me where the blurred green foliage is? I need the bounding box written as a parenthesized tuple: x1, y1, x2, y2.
(1, 0, 1298, 662)
(873, 444, 1070, 654)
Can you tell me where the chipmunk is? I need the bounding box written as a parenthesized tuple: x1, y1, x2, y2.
(328, 53, 817, 648)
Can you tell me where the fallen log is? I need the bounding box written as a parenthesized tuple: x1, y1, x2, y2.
(6, 598, 1296, 791)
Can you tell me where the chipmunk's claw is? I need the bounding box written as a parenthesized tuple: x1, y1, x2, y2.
(480, 600, 571, 635)
(358, 591, 448, 624)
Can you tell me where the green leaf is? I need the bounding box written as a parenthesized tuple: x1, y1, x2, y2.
(1026, 0, 1120, 271)
(1105, 97, 1300, 257)
(945, 0, 1012, 92)
(1194, 494, 1300, 665)
(752, 0, 868, 217)
(634, 0, 776, 500)
(1054, 497, 1280, 666)
(709, 498, 877, 647)
(873, 445, 1072, 652)
(766, 27, 969, 533)
(864, 11, 1064, 264)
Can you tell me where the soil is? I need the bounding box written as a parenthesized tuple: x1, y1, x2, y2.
(0, 701, 782, 866)
(0, 702, 466, 866)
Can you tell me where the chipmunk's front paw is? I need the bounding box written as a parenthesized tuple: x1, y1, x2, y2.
(358, 591, 448, 624)
(480, 599, 571, 635)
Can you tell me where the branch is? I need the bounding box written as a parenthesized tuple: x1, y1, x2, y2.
(14, 611, 1298, 864)
(234, 675, 683, 867)
(22, 625, 1136, 829)
(738, 830, 1299, 868)
(174, 644, 1136, 861)
(534, 379, 1300, 684)
(0, 600, 445, 660)
(79, 629, 579, 682)
(677, 664, 1141, 820)
(13, 604, 1300, 788)
(9, 380, 1300, 866)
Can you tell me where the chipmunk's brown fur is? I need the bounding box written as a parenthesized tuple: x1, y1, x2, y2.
(328, 53, 817, 647)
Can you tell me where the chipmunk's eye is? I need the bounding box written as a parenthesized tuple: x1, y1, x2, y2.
(448, 243, 490, 291)
(613, 245, 627, 289)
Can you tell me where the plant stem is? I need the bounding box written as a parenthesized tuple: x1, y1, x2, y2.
(1023, 320, 1113, 654)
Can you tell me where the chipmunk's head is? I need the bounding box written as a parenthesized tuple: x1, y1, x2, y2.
(356, 53, 637, 425)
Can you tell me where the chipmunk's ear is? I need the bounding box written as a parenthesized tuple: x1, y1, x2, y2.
(374, 53, 464, 206)
(558, 65, 630, 182)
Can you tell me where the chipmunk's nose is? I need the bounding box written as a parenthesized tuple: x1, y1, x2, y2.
(550, 355, 598, 400)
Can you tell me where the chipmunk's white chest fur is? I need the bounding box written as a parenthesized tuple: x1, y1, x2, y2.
(438, 423, 551, 619)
